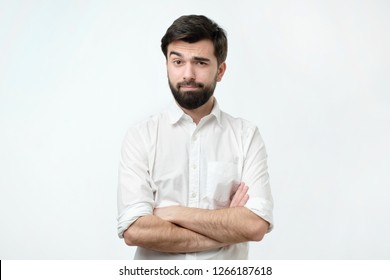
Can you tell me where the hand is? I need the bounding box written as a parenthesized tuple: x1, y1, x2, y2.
(229, 182, 249, 208)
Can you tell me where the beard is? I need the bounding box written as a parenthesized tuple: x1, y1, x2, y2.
(168, 77, 217, 110)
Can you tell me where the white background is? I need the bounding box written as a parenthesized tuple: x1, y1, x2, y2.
(0, 0, 389, 259)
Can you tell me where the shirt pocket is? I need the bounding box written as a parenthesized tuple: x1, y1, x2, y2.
(206, 161, 240, 207)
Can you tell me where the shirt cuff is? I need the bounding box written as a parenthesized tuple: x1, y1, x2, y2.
(245, 197, 274, 233)
(117, 202, 153, 238)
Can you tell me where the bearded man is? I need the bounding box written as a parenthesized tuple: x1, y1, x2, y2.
(117, 15, 274, 260)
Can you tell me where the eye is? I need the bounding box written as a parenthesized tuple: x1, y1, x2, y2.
(172, 59, 183, 65)
(195, 61, 208, 66)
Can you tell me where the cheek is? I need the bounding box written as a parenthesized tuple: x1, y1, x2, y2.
(196, 68, 216, 80)
(167, 68, 181, 82)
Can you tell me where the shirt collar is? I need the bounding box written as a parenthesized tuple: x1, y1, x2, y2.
(167, 98, 222, 126)
(209, 98, 222, 126)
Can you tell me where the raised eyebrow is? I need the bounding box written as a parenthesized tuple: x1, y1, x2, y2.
(169, 51, 210, 62)
(193, 56, 211, 62)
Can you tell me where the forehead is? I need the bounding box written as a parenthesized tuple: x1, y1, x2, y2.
(167, 39, 216, 60)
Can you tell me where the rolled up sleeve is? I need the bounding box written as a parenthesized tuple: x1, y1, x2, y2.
(117, 127, 154, 238)
(242, 126, 274, 232)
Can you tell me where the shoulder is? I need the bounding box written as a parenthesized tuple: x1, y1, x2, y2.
(220, 110, 259, 136)
(123, 110, 167, 146)
(219, 110, 266, 152)
(219, 110, 268, 159)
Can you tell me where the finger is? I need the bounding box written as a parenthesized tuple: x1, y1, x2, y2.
(230, 183, 248, 207)
(229, 183, 244, 207)
(232, 185, 249, 207)
(239, 193, 249, 207)
(236, 185, 249, 207)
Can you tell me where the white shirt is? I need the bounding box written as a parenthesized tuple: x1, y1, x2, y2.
(117, 100, 273, 260)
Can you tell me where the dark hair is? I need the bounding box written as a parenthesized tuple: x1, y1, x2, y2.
(161, 15, 228, 65)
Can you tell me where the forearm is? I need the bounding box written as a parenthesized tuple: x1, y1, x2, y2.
(157, 206, 269, 244)
(123, 214, 226, 253)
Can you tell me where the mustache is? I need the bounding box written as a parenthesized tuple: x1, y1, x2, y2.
(177, 81, 204, 88)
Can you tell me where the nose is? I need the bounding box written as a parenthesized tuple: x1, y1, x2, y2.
(183, 64, 195, 81)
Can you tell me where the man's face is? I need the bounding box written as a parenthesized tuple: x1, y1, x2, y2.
(166, 39, 226, 110)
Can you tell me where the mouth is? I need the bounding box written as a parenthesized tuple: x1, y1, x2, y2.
(178, 82, 203, 91)
(180, 85, 200, 91)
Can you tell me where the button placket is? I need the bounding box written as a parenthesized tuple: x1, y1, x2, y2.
(188, 129, 200, 208)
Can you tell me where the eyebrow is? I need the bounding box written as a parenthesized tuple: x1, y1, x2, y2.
(193, 56, 211, 62)
(169, 51, 183, 57)
(169, 51, 211, 62)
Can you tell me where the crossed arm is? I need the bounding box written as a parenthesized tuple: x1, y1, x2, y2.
(123, 183, 269, 253)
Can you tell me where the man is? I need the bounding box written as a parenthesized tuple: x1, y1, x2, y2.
(117, 15, 273, 260)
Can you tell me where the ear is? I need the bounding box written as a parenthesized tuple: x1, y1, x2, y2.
(216, 62, 227, 82)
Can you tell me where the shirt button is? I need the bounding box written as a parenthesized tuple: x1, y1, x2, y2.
(191, 192, 197, 198)
(192, 164, 197, 170)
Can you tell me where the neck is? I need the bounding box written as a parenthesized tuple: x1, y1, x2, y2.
(179, 97, 215, 125)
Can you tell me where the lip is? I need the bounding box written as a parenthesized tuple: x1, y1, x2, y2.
(180, 86, 199, 90)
